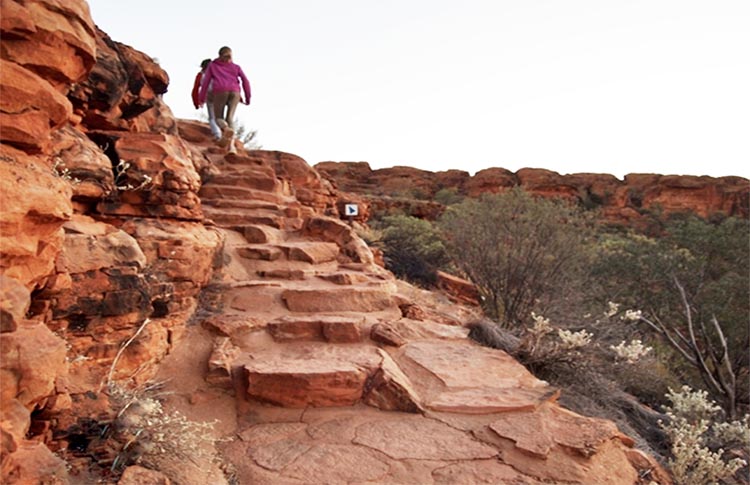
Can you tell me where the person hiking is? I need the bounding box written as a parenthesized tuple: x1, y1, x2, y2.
(198, 46, 251, 153)
(191, 58, 221, 140)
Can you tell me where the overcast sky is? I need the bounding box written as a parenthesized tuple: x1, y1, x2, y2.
(87, 0, 749, 179)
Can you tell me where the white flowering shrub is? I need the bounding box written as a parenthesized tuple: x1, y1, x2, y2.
(557, 329, 593, 349)
(114, 160, 153, 191)
(53, 158, 81, 184)
(530, 312, 553, 336)
(661, 386, 748, 485)
(605, 301, 620, 318)
(108, 383, 221, 474)
(610, 339, 653, 364)
(621, 309, 643, 322)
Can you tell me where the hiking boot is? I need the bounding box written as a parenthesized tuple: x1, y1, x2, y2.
(217, 123, 234, 148)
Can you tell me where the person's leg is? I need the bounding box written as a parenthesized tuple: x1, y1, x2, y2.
(224, 92, 241, 130)
(206, 92, 221, 139)
(212, 91, 230, 124)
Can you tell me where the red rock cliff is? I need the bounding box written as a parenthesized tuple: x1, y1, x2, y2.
(315, 162, 749, 225)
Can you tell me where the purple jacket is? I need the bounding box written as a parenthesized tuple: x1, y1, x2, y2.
(198, 59, 251, 104)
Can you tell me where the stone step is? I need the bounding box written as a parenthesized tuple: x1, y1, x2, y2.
(281, 285, 396, 313)
(198, 184, 286, 202)
(208, 171, 282, 193)
(202, 199, 282, 211)
(202, 207, 303, 230)
(266, 314, 365, 343)
(237, 343, 422, 412)
(233, 224, 284, 244)
(233, 241, 340, 264)
(241, 344, 382, 407)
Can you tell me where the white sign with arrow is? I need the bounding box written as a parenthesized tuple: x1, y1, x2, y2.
(344, 204, 359, 217)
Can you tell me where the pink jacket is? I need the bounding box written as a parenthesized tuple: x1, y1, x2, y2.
(198, 59, 251, 104)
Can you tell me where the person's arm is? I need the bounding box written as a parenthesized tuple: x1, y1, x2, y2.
(238, 66, 251, 105)
(191, 72, 202, 109)
(198, 64, 214, 105)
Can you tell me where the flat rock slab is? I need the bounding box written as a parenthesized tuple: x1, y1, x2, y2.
(280, 242, 339, 264)
(396, 340, 554, 413)
(352, 416, 498, 461)
(489, 404, 631, 458)
(282, 287, 395, 313)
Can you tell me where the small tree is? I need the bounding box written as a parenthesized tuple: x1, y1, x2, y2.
(438, 188, 595, 326)
(374, 215, 450, 287)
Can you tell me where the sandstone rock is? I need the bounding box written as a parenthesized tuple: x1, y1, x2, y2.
(96, 133, 203, 220)
(49, 125, 115, 201)
(0, 276, 30, 333)
(436, 271, 481, 306)
(0, 148, 72, 289)
(302, 216, 375, 264)
(319, 162, 749, 225)
(283, 242, 339, 264)
(363, 350, 422, 413)
(70, 29, 169, 131)
(0, 400, 30, 459)
(0, 0, 96, 89)
(432, 460, 538, 484)
(244, 345, 381, 407)
(206, 336, 242, 387)
(283, 444, 390, 483)
(59, 215, 147, 274)
(0, 61, 73, 152)
(321, 318, 363, 343)
(369, 322, 407, 347)
(263, 151, 338, 212)
(118, 465, 171, 485)
(352, 416, 498, 460)
(0, 321, 67, 410)
(202, 314, 266, 338)
(396, 341, 554, 413)
(1, 441, 69, 485)
(281, 287, 394, 313)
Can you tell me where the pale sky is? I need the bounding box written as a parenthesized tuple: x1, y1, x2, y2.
(86, 0, 749, 179)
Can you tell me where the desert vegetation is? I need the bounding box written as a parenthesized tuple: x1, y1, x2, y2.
(370, 188, 750, 484)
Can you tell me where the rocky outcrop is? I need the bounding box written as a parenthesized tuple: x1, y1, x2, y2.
(1, 0, 222, 480)
(1, 1, 671, 483)
(315, 161, 750, 225)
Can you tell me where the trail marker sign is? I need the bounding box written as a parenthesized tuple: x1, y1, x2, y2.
(344, 204, 359, 217)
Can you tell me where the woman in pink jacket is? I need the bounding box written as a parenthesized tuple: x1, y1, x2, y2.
(198, 46, 251, 149)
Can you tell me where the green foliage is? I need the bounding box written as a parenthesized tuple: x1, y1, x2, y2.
(374, 215, 450, 286)
(438, 187, 595, 326)
(590, 216, 750, 414)
(434, 187, 464, 206)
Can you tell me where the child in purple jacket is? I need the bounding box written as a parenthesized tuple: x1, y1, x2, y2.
(198, 46, 251, 151)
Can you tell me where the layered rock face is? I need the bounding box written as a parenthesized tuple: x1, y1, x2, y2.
(2, 1, 671, 483)
(1, 1, 222, 481)
(315, 162, 750, 225)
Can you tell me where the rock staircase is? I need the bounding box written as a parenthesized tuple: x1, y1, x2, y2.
(161, 135, 667, 484)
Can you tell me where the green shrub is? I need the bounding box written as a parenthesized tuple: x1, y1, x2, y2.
(434, 187, 464, 206)
(374, 215, 450, 286)
(438, 187, 595, 326)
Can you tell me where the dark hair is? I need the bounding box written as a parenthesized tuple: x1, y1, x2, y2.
(218, 46, 232, 57)
(200, 58, 211, 70)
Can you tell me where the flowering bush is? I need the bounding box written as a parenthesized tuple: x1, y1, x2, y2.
(108, 382, 222, 476)
(660, 386, 748, 484)
(610, 339, 652, 364)
(557, 329, 593, 349)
